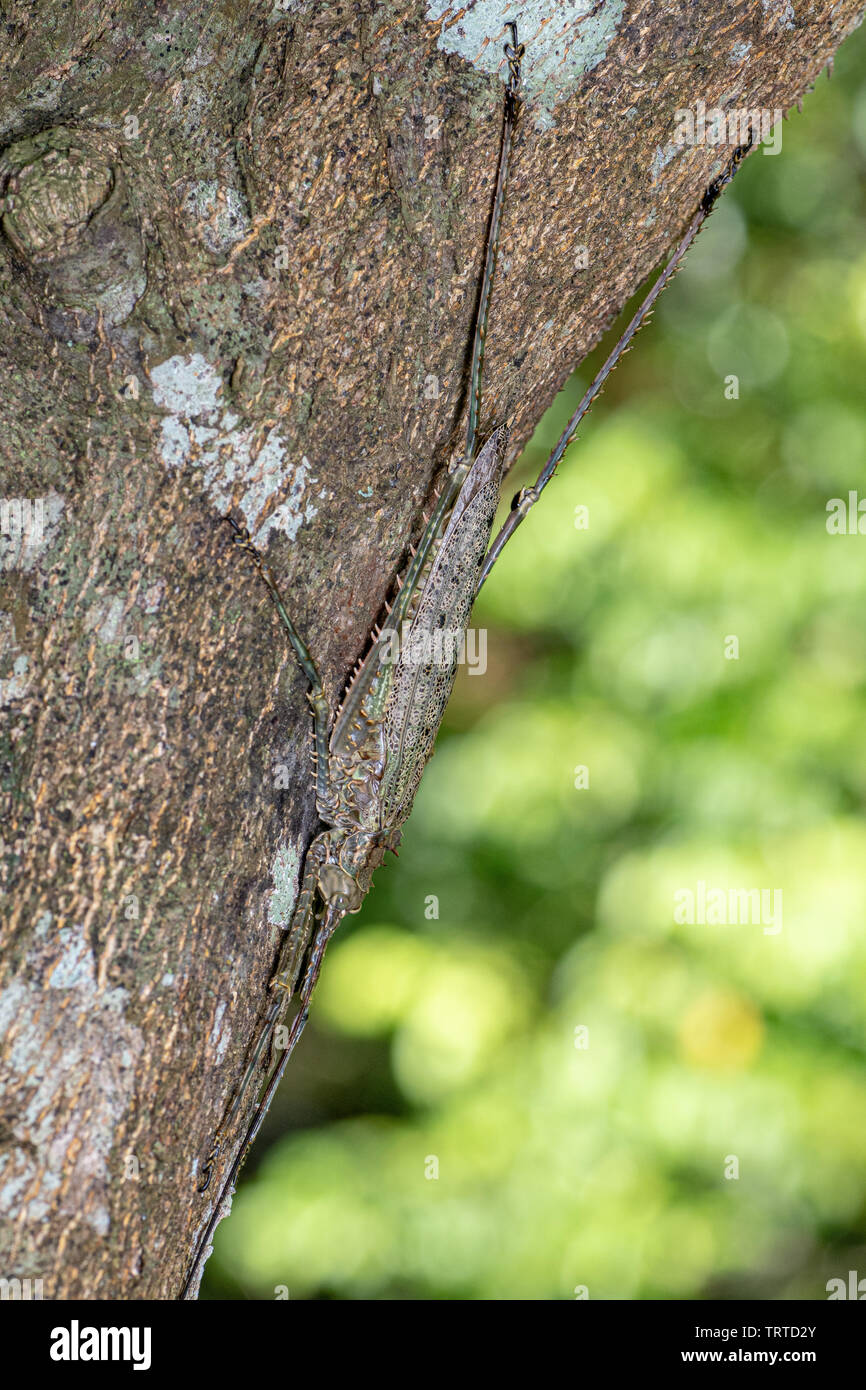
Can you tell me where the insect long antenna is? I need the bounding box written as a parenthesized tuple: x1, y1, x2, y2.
(379, 26, 524, 644)
(476, 133, 754, 592)
(465, 22, 524, 465)
(181, 902, 345, 1299)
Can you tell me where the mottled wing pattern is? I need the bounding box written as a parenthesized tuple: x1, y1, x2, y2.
(382, 426, 508, 826)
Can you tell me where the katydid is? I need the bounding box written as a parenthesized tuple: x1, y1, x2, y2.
(181, 24, 751, 1298)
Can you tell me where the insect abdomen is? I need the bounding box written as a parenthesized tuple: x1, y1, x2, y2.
(382, 427, 508, 824)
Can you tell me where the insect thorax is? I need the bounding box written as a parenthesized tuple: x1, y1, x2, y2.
(322, 430, 506, 838)
(317, 825, 390, 909)
(325, 694, 386, 832)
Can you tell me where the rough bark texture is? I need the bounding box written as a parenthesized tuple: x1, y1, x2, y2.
(0, 0, 862, 1300)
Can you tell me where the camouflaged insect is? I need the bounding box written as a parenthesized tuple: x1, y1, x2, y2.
(192, 426, 509, 1205)
(182, 20, 753, 1296)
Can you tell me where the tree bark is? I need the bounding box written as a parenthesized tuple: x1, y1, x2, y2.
(0, 0, 862, 1300)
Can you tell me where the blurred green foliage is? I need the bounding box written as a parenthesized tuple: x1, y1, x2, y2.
(204, 31, 866, 1300)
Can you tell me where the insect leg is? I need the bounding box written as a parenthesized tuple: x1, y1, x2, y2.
(225, 517, 332, 810)
(254, 895, 344, 1129)
(195, 838, 324, 1195)
(180, 900, 345, 1301)
(475, 133, 754, 593)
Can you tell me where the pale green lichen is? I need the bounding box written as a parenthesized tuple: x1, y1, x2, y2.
(427, 0, 626, 130)
(268, 839, 302, 927)
(0, 925, 140, 1234)
(651, 141, 685, 185)
(761, 0, 796, 31)
(85, 595, 126, 646)
(150, 353, 318, 544)
(181, 180, 250, 255)
(0, 489, 65, 572)
(0, 651, 30, 706)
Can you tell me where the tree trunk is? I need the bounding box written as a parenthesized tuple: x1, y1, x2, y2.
(0, 0, 861, 1301)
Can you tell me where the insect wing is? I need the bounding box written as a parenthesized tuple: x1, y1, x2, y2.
(382, 426, 508, 823)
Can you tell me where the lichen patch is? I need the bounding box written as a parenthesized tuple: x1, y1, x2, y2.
(150, 354, 318, 545)
(268, 838, 303, 928)
(427, 0, 626, 130)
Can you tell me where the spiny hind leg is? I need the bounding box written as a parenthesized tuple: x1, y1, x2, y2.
(264, 835, 327, 1067)
(196, 838, 325, 1193)
(192, 893, 345, 1296)
(198, 860, 340, 1197)
(264, 895, 343, 1083)
(224, 516, 332, 810)
(246, 885, 346, 1159)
